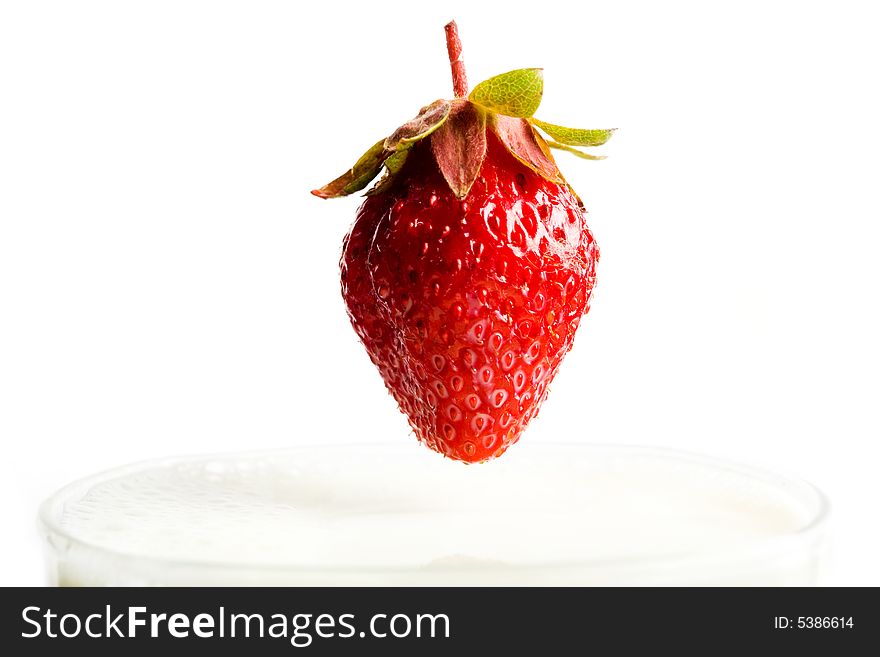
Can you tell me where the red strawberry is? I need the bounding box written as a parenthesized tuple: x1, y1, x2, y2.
(314, 22, 613, 462)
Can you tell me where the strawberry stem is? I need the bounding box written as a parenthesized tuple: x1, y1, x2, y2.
(444, 20, 469, 98)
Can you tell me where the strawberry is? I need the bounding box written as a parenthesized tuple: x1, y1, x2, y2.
(313, 21, 613, 462)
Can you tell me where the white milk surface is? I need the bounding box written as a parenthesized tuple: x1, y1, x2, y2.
(41, 444, 828, 585)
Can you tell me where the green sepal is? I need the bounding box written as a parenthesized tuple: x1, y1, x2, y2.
(546, 141, 607, 160)
(383, 149, 410, 174)
(384, 100, 451, 150)
(313, 101, 451, 199)
(492, 114, 561, 183)
(311, 139, 389, 199)
(469, 68, 544, 118)
(365, 148, 411, 196)
(431, 101, 487, 199)
(532, 119, 615, 147)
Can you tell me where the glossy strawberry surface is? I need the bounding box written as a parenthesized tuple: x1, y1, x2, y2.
(340, 133, 599, 462)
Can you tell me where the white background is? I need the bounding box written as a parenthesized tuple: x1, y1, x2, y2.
(1, 0, 878, 586)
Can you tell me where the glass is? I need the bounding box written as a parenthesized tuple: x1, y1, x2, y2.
(39, 443, 829, 586)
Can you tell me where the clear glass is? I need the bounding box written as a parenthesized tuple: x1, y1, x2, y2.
(39, 444, 829, 586)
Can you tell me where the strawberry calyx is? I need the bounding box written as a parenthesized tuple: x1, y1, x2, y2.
(311, 21, 614, 201)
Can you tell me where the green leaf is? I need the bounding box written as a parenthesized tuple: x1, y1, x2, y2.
(431, 102, 487, 199)
(546, 141, 606, 160)
(311, 139, 388, 199)
(532, 119, 615, 147)
(384, 100, 451, 150)
(492, 115, 560, 182)
(469, 68, 544, 118)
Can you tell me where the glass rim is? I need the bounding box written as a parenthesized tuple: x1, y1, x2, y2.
(39, 442, 831, 577)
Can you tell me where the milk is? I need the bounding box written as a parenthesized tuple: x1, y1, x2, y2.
(40, 444, 828, 585)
